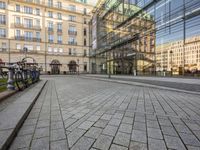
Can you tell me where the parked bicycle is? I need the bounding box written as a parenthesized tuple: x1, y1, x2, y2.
(0, 57, 40, 91)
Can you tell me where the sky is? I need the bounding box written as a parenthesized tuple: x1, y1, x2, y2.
(88, 0, 98, 6)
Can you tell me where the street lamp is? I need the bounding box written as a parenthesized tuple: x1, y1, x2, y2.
(170, 50, 173, 76)
(77, 59, 79, 75)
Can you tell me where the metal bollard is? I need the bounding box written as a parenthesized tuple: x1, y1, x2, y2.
(7, 67, 15, 90)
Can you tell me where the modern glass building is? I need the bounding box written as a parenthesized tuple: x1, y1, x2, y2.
(90, 0, 200, 76)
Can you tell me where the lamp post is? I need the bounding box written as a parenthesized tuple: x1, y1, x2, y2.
(170, 50, 173, 76)
(77, 59, 79, 75)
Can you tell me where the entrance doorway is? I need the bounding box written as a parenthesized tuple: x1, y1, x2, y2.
(68, 60, 77, 74)
(50, 60, 61, 74)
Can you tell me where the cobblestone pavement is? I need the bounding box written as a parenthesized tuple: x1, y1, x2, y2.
(9, 76, 200, 150)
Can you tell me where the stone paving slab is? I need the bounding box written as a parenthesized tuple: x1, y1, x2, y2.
(8, 76, 200, 150)
(0, 80, 47, 150)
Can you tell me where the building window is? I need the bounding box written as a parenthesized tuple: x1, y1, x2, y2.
(36, 32, 40, 41)
(84, 49, 87, 56)
(83, 8, 87, 15)
(24, 44, 33, 51)
(84, 28, 87, 36)
(57, 2, 62, 8)
(35, 19, 40, 28)
(48, 34, 54, 43)
(84, 39, 87, 46)
(24, 18, 33, 28)
(57, 23, 62, 32)
(68, 26, 77, 35)
(2, 42, 6, 51)
(16, 44, 21, 50)
(68, 37, 77, 45)
(69, 48, 71, 55)
(48, 0, 53, 7)
(54, 48, 58, 52)
(73, 48, 76, 56)
(68, 15, 76, 22)
(48, 22, 53, 31)
(36, 8, 40, 15)
(0, 14, 6, 25)
(24, 6, 33, 14)
(16, 4, 20, 12)
(84, 62, 87, 71)
(15, 17, 20, 25)
(24, 31, 33, 41)
(15, 30, 21, 39)
(84, 18, 87, 24)
(57, 35, 62, 44)
(59, 48, 63, 53)
(36, 45, 40, 51)
(0, 1, 6, 9)
(0, 28, 6, 37)
(48, 11, 53, 18)
(48, 46, 52, 52)
(68, 5, 76, 11)
(57, 13, 62, 20)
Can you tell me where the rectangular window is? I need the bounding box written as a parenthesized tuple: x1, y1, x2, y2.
(16, 44, 21, 50)
(68, 26, 77, 35)
(35, 19, 40, 28)
(24, 31, 33, 41)
(48, 0, 53, 7)
(59, 48, 63, 53)
(0, 28, 6, 37)
(69, 48, 71, 55)
(0, 14, 6, 25)
(48, 34, 54, 43)
(2, 42, 6, 51)
(84, 28, 87, 36)
(84, 62, 87, 71)
(48, 46, 52, 52)
(68, 5, 76, 11)
(73, 48, 76, 56)
(24, 19, 33, 28)
(57, 35, 62, 44)
(15, 17, 20, 25)
(15, 30, 21, 39)
(48, 22, 53, 31)
(54, 48, 58, 52)
(36, 8, 40, 15)
(84, 39, 87, 46)
(68, 15, 76, 22)
(57, 13, 62, 20)
(84, 49, 87, 56)
(36, 32, 40, 41)
(24, 6, 33, 14)
(68, 37, 77, 45)
(24, 44, 33, 51)
(16, 4, 20, 12)
(84, 18, 87, 24)
(36, 45, 40, 51)
(0, 1, 6, 9)
(83, 8, 87, 15)
(48, 11, 53, 18)
(57, 2, 62, 8)
(57, 23, 62, 31)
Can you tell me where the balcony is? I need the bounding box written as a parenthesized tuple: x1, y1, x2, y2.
(15, 36, 41, 42)
(48, 28, 54, 32)
(13, 23, 41, 30)
(0, 34, 6, 38)
(57, 41, 62, 44)
(68, 31, 77, 36)
(68, 42, 77, 45)
(48, 39, 54, 43)
(57, 29, 62, 34)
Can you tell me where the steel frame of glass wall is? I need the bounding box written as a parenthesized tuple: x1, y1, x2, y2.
(90, 0, 200, 76)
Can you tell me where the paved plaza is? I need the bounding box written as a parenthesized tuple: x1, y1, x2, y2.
(7, 76, 200, 150)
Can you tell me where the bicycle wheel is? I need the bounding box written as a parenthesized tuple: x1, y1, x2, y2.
(15, 71, 25, 91)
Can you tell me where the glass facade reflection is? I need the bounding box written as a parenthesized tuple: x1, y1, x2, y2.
(90, 0, 200, 76)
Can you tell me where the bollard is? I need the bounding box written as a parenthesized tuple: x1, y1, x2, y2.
(7, 67, 15, 90)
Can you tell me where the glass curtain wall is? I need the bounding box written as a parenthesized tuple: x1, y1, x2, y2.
(91, 0, 200, 76)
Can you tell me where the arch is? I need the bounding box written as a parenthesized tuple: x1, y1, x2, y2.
(68, 60, 77, 74)
(50, 59, 62, 74)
